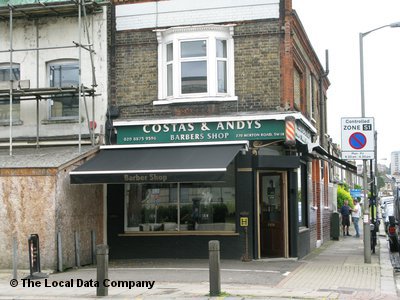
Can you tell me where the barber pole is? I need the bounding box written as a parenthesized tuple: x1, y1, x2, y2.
(285, 116, 296, 146)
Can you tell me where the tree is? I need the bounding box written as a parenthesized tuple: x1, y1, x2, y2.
(337, 185, 353, 209)
(377, 176, 385, 191)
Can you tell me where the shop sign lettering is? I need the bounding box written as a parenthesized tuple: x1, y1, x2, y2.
(117, 120, 285, 144)
(124, 174, 168, 183)
(295, 122, 312, 144)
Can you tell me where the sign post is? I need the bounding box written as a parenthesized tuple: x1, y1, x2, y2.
(24, 234, 48, 279)
(341, 117, 374, 159)
(240, 211, 250, 262)
(341, 117, 375, 264)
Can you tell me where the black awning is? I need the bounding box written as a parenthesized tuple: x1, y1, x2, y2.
(313, 146, 357, 173)
(70, 144, 244, 184)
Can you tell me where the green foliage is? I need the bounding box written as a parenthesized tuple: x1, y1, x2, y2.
(377, 176, 385, 192)
(354, 184, 362, 190)
(341, 183, 350, 192)
(337, 185, 353, 209)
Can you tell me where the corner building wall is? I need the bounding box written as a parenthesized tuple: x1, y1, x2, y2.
(112, 20, 282, 119)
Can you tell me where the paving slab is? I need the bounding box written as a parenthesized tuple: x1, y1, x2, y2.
(0, 226, 398, 299)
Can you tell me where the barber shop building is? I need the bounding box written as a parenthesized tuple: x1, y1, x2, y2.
(71, 0, 356, 261)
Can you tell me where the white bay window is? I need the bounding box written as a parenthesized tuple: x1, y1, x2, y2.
(156, 25, 237, 105)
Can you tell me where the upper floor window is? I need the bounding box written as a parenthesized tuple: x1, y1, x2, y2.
(308, 75, 319, 122)
(293, 66, 302, 110)
(48, 60, 79, 119)
(155, 25, 237, 105)
(0, 64, 20, 81)
(0, 63, 20, 122)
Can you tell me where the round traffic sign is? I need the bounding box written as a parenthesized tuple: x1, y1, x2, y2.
(349, 132, 367, 150)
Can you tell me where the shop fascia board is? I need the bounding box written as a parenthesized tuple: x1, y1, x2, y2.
(113, 112, 317, 134)
(100, 140, 249, 151)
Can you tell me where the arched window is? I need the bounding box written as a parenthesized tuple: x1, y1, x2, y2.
(47, 59, 79, 119)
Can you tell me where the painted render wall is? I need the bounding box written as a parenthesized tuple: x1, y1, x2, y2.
(0, 0, 105, 6)
(115, 0, 280, 31)
(0, 10, 108, 140)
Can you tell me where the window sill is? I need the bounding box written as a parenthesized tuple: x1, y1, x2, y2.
(119, 231, 239, 237)
(42, 118, 79, 125)
(154, 96, 238, 106)
(299, 226, 309, 233)
(0, 119, 23, 126)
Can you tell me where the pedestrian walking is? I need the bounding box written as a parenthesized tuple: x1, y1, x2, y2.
(351, 198, 361, 238)
(340, 200, 352, 236)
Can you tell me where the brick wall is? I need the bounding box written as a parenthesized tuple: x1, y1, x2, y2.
(323, 163, 334, 241)
(309, 159, 333, 249)
(112, 19, 282, 119)
(234, 20, 282, 112)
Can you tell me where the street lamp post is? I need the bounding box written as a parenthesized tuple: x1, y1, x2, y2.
(359, 21, 400, 263)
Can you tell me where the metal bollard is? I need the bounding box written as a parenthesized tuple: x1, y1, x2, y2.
(91, 230, 96, 265)
(208, 240, 221, 296)
(57, 232, 63, 272)
(12, 237, 17, 280)
(96, 244, 109, 297)
(74, 231, 81, 268)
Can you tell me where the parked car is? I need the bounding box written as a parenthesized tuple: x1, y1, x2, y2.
(383, 202, 395, 232)
(387, 215, 399, 252)
(380, 196, 394, 219)
(380, 196, 394, 206)
(381, 196, 399, 252)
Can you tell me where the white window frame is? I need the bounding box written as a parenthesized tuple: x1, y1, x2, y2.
(0, 63, 20, 81)
(0, 63, 21, 122)
(309, 74, 318, 123)
(155, 24, 237, 105)
(309, 74, 314, 121)
(47, 59, 79, 120)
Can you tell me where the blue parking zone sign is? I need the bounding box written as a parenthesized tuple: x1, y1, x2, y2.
(350, 189, 362, 199)
(341, 117, 374, 160)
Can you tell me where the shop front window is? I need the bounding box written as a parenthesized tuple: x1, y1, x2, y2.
(179, 183, 235, 231)
(125, 183, 178, 231)
(124, 165, 236, 233)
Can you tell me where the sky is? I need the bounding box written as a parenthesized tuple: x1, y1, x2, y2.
(292, 0, 400, 167)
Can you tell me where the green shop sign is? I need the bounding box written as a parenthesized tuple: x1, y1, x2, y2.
(117, 119, 285, 144)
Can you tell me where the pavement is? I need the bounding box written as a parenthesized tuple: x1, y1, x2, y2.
(0, 225, 399, 300)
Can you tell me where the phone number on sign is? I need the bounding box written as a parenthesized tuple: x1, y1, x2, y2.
(123, 136, 157, 142)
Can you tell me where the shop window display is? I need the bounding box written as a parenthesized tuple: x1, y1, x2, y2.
(125, 164, 236, 233)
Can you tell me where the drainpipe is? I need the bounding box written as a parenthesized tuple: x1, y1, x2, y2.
(319, 50, 329, 149)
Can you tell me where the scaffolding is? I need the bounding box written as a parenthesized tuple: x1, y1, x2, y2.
(0, 0, 110, 155)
